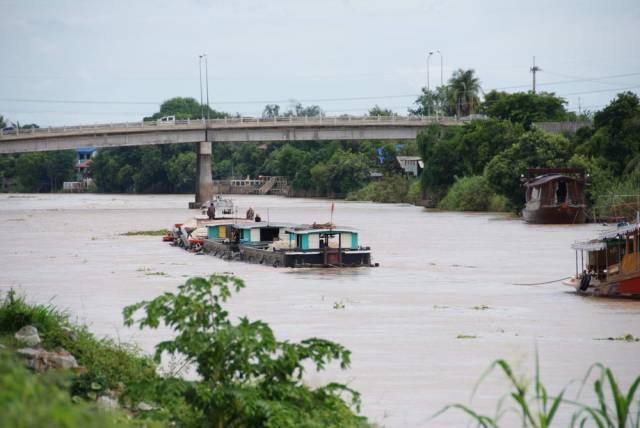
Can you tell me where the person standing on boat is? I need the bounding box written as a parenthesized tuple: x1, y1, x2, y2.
(255, 213, 262, 222)
(246, 207, 255, 220)
(207, 202, 215, 220)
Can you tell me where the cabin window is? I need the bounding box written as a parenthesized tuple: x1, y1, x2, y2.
(629, 235, 635, 254)
(259, 227, 280, 242)
(556, 181, 567, 204)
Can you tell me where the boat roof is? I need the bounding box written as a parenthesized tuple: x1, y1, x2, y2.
(599, 222, 640, 239)
(524, 174, 583, 187)
(571, 222, 639, 250)
(284, 226, 358, 235)
(571, 240, 607, 251)
(233, 222, 294, 230)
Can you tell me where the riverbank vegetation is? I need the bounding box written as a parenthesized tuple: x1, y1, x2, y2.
(0, 275, 368, 427)
(2, 75, 638, 215)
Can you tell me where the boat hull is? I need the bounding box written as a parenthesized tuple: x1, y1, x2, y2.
(202, 239, 373, 268)
(567, 274, 640, 298)
(523, 205, 586, 224)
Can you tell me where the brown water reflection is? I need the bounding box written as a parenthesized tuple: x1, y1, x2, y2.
(1, 193, 638, 427)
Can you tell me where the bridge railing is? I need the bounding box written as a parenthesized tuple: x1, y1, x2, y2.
(0, 115, 457, 138)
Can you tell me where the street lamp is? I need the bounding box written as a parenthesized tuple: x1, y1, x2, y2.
(427, 51, 434, 117)
(198, 55, 205, 120)
(203, 53, 210, 121)
(436, 50, 443, 86)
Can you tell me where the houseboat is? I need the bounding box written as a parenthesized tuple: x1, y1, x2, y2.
(522, 168, 587, 224)
(566, 218, 640, 298)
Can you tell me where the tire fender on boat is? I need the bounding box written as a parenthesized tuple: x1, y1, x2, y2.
(579, 274, 591, 291)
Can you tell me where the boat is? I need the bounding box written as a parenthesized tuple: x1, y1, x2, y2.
(165, 202, 375, 268)
(522, 168, 587, 224)
(566, 218, 640, 298)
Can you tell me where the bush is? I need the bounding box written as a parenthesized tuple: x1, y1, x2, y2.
(0, 290, 157, 403)
(437, 176, 507, 212)
(0, 355, 146, 428)
(346, 175, 417, 203)
(123, 274, 368, 428)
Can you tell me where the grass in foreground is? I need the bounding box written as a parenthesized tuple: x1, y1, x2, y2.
(434, 355, 640, 427)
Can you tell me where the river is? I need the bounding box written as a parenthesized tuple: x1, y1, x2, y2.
(0, 193, 638, 427)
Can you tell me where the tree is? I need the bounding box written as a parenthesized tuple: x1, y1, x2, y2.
(484, 130, 573, 210)
(166, 151, 196, 193)
(310, 150, 370, 196)
(409, 86, 453, 116)
(368, 105, 393, 117)
(482, 90, 570, 129)
(123, 274, 365, 427)
(262, 104, 280, 118)
(145, 97, 227, 121)
(448, 69, 481, 117)
(0, 115, 5, 129)
(14, 151, 76, 192)
(575, 91, 640, 176)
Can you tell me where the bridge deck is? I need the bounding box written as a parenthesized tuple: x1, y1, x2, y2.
(0, 116, 460, 154)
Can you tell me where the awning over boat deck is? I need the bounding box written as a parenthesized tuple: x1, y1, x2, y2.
(571, 240, 607, 251)
(599, 222, 640, 239)
(524, 174, 582, 187)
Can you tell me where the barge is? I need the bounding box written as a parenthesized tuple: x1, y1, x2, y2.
(166, 202, 374, 268)
(566, 218, 640, 298)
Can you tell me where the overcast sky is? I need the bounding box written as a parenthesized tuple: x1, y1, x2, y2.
(1, 0, 639, 126)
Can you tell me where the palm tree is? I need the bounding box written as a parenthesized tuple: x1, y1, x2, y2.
(448, 69, 481, 117)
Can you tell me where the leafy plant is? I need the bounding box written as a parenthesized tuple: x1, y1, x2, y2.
(123, 274, 367, 427)
(570, 364, 640, 428)
(435, 356, 565, 427)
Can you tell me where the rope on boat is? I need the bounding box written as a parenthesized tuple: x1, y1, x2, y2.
(512, 276, 572, 286)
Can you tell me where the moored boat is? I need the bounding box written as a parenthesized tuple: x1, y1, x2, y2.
(522, 168, 587, 224)
(567, 218, 640, 298)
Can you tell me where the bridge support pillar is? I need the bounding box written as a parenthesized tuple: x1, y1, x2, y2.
(189, 141, 214, 209)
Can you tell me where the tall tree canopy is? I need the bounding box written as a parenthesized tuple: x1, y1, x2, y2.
(482, 90, 571, 129)
(144, 97, 227, 121)
(448, 69, 481, 117)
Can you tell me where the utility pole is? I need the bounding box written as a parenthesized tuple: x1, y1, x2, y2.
(530, 56, 541, 93)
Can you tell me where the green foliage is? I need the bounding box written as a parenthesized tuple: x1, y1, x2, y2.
(11, 150, 76, 192)
(122, 229, 169, 236)
(410, 85, 453, 116)
(483, 91, 570, 129)
(417, 120, 522, 204)
(577, 92, 640, 177)
(123, 274, 366, 427)
(0, 290, 157, 402)
(165, 151, 196, 192)
(145, 97, 226, 121)
(0, 356, 147, 428)
(437, 356, 640, 428)
(438, 176, 507, 212)
(368, 105, 393, 117)
(484, 130, 573, 210)
(0, 114, 5, 129)
(346, 175, 416, 203)
(448, 68, 481, 116)
(310, 150, 371, 197)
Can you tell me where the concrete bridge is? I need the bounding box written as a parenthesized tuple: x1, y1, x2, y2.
(0, 115, 459, 206)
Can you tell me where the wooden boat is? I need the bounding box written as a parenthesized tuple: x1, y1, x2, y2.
(522, 168, 587, 224)
(566, 219, 640, 298)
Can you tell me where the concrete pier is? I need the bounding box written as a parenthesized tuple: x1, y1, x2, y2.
(190, 141, 214, 208)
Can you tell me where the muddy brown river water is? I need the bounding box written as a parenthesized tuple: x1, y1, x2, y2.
(0, 193, 638, 426)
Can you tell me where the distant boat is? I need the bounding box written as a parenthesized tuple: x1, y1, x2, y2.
(566, 218, 640, 298)
(522, 168, 587, 224)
